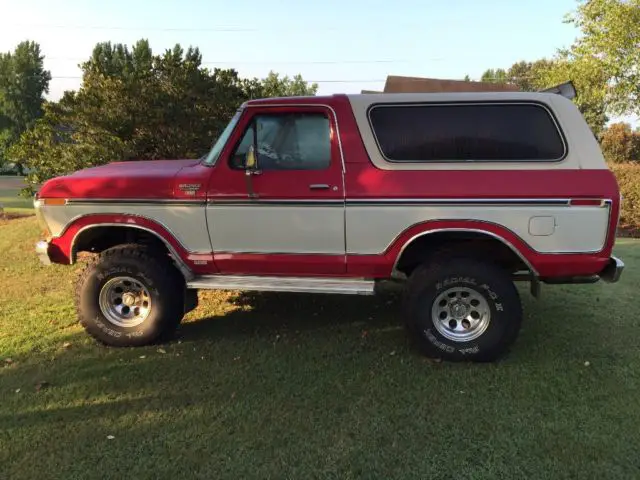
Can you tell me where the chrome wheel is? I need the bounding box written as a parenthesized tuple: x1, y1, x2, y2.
(431, 287, 491, 342)
(98, 276, 151, 328)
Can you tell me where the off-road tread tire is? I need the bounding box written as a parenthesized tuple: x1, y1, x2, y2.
(403, 257, 522, 362)
(76, 244, 185, 347)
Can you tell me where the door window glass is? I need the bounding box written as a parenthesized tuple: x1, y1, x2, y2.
(230, 112, 331, 170)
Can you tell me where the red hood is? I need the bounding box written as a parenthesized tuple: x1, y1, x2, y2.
(38, 159, 202, 199)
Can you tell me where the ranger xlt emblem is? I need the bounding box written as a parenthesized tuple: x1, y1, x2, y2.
(178, 183, 201, 196)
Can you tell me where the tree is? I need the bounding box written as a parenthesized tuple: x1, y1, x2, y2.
(536, 56, 609, 136)
(8, 103, 128, 189)
(10, 39, 317, 192)
(480, 57, 609, 135)
(480, 60, 554, 91)
(480, 68, 507, 84)
(599, 122, 640, 163)
(564, 0, 640, 116)
(505, 60, 555, 92)
(0, 41, 51, 173)
(252, 71, 318, 98)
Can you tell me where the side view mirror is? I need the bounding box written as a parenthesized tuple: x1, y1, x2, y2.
(245, 145, 257, 170)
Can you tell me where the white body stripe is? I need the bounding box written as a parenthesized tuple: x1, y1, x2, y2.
(346, 204, 610, 254)
(43, 201, 610, 256)
(206, 204, 345, 254)
(42, 204, 212, 253)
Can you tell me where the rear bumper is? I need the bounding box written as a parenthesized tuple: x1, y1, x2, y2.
(539, 256, 624, 285)
(35, 240, 52, 265)
(599, 256, 624, 283)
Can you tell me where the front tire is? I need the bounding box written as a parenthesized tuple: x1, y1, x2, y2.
(403, 258, 522, 362)
(76, 245, 185, 347)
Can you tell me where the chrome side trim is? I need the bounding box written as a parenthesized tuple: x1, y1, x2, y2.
(391, 228, 539, 278)
(207, 199, 343, 206)
(214, 250, 344, 256)
(187, 274, 374, 295)
(207, 198, 576, 206)
(66, 199, 205, 206)
(600, 198, 614, 257)
(347, 198, 572, 206)
(70, 223, 194, 281)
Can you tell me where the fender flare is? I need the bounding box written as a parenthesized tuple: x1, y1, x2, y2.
(56, 214, 203, 279)
(387, 220, 539, 277)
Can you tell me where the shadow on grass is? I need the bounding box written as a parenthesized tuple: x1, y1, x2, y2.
(3, 281, 639, 480)
(178, 290, 403, 341)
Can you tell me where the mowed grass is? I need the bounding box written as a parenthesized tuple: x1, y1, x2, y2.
(1, 216, 639, 479)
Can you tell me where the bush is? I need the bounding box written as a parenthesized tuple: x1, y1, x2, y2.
(609, 163, 640, 228)
(600, 123, 640, 163)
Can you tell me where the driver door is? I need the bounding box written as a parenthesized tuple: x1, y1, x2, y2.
(207, 105, 346, 275)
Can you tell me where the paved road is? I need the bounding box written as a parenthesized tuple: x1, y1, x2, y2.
(0, 176, 25, 190)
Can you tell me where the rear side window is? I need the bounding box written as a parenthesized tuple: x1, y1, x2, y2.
(368, 103, 566, 162)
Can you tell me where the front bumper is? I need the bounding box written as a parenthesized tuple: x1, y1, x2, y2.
(599, 256, 624, 283)
(35, 240, 52, 265)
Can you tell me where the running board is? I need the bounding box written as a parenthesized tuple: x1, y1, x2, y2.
(187, 275, 375, 295)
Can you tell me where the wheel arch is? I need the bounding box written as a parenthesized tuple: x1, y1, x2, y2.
(70, 222, 193, 280)
(392, 226, 538, 279)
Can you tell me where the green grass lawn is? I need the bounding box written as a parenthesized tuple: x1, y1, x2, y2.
(1, 216, 639, 479)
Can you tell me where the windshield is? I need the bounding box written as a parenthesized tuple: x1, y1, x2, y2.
(202, 109, 242, 166)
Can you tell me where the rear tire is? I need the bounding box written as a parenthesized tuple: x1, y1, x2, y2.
(403, 257, 522, 362)
(76, 244, 185, 347)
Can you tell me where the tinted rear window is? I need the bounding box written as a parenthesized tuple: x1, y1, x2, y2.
(368, 103, 566, 162)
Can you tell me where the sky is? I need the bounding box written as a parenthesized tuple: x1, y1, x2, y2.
(0, 0, 636, 124)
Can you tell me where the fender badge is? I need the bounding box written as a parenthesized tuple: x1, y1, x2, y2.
(179, 184, 201, 196)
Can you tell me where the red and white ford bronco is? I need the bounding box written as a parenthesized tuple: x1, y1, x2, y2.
(34, 90, 624, 362)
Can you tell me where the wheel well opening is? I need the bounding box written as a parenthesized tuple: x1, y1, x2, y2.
(73, 226, 171, 262)
(395, 231, 530, 276)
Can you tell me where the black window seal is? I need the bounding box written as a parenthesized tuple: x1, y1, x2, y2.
(365, 100, 569, 164)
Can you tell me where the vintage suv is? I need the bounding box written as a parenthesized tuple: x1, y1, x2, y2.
(34, 90, 624, 362)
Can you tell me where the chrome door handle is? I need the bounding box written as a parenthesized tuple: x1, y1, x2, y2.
(309, 184, 330, 190)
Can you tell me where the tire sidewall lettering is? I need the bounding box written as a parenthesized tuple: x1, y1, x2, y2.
(424, 278, 505, 357)
(436, 276, 477, 291)
(423, 328, 456, 353)
(98, 266, 158, 295)
(93, 316, 122, 338)
(88, 265, 162, 340)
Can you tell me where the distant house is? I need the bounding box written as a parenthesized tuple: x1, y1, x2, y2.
(362, 75, 519, 94)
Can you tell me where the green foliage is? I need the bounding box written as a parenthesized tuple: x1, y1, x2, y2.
(0, 41, 51, 172)
(610, 162, 640, 227)
(600, 123, 640, 163)
(254, 71, 318, 98)
(8, 103, 128, 195)
(9, 39, 317, 192)
(480, 61, 554, 91)
(480, 56, 609, 136)
(536, 56, 609, 136)
(478, 0, 640, 135)
(480, 68, 507, 84)
(564, 0, 640, 116)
